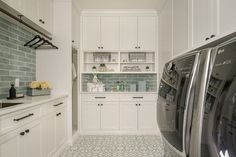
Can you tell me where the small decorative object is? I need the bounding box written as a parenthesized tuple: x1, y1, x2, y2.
(92, 66, 97, 72)
(8, 84, 16, 99)
(93, 52, 111, 63)
(27, 81, 52, 96)
(98, 64, 107, 72)
(122, 66, 141, 72)
(129, 52, 146, 62)
(87, 75, 105, 92)
(145, 66, 151, 72)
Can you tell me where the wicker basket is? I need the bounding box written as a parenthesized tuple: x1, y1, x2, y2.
(27, 88, 51, 96)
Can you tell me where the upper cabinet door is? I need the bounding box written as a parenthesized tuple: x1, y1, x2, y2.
(21, 0, 38, 23)
(120, 17, 138, 51)
(218, 0, 236, 35)
(101, 17, 119, 51)
(138, 17, 156, 51)
(37, 0, 53, 33)
(83, 17, 101, 51)
(190, 0, 216, 47)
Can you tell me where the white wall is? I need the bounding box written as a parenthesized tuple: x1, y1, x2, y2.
(36, 0, 73, 142)
(158, 0, 173, 76)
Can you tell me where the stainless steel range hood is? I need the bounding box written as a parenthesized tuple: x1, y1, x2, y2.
(0, 1, 52, 40)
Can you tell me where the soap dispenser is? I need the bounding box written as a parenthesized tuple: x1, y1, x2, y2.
(9, 84, 16, 99)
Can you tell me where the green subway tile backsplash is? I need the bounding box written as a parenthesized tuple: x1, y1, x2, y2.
(0, 17, 36, 99)
(82, 74, 157, 92)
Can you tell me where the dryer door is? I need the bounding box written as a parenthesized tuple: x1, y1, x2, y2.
(199, 41, 236, 157)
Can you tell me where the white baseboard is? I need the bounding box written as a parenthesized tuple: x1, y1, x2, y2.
(53, 140, 69, 157)
(78, 130, 160, 136)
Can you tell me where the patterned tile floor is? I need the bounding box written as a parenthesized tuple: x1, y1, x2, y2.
(60, 135, 164, 157)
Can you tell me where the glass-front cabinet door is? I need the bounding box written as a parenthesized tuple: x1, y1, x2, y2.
(201, 41, 236, 157)
(157, 55, 196, 152)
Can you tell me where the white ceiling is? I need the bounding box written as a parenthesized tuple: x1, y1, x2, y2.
(73, 0, 166, 12)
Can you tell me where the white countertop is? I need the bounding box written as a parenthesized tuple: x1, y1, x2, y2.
(0, 94, 68, 116)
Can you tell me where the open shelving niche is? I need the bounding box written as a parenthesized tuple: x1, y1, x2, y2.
(82, 51, 156, 73)
(80, 51, 158, 93)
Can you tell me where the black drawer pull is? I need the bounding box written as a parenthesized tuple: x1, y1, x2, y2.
(53, 102, 63, 107)
(133, 97, 144, 99)
(56, 112, 62, 116)
(13, 113, 34, 122)
(95, 97, 106, 99)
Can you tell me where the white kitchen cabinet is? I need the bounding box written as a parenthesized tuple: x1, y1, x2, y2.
(120, 16, 156, 51)
(190, 0, 217, 47)
(120, 102, 138, 130)
(217, 0, 236, 35)
(21, 0, 38, 23)
(120, 101, 157, 131)
(100, 102, 119, 130)
(0, 129, 20, 157)
(120, 17, 138, 51)
(55, 107, 67, 149)
(82, 101, 119, 130)
(138, 102, 157, 130)
(41, 114, 56, 157)
(83, 17, 101, 51)
(82, 102, 100, 130)
(138, 17, 156, 51)
(83, 16, 119, 51)
(101, 17, 120, 51)
(0, 120, 41, 157)
(37, 0, 53, 33)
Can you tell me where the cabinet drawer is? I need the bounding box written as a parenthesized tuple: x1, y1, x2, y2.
(0, 107, 40, 134)
(81, 94, 119, 102)
(119, 94, 157, 101)
(41, 99, 66, 115)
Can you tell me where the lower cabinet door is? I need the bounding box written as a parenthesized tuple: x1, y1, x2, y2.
(23, 121, 41, 157)
(41, 114, 56, 157)
(101, 102, 119, 130)
(138, 101, 157, 130)
(120, 102, 138, 130)
(0, 129, 21, 157)
(55, 107, 67, 149)
(82, 102, 100, 130)
(0, 120, 41, 157)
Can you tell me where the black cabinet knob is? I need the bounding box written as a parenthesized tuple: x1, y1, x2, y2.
(135, 46, 138, 49)
(205, 37, 210, 41)
(138, 46, 141, 49)
(98, 104, 100, 106)
(25, 129, 30, 133)
(139, 104, 141, 106)
(20, 132, 25, 136)
(101, 104, 103, 106)
(56, 113, 62, 116)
